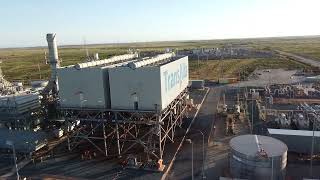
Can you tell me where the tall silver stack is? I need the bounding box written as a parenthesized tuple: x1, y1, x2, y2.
(45, 33, 60, 94)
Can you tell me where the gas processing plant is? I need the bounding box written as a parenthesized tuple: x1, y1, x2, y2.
(0, 33, 190, 171)
(3, 33, 320, 179)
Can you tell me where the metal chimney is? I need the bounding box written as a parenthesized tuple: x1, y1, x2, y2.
(44, 33, 60, 95)
(46, 33, 60, 81)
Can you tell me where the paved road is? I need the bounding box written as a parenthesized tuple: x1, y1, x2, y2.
(167, 86, 223, 180)
(204, 86, 249, 179)
(276, 50, 320, 68)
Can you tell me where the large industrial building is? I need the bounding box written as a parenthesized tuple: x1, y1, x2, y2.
(109, 54, 188, 110)
(0, 33, 190, 173)
(57, 52, 189, 111)
(51, 34, 190, 170)
(57, 53, 139, 108)
(1, 33, 320, 179)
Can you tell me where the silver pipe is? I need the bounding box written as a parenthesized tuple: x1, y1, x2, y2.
(44, 33, 60, 94)
(128, 52, 175, 69)
(75, 53, 138, 69)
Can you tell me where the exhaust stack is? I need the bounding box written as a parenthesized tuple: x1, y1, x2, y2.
(46, 33, 60, 81)
(44, 33, 60, 95)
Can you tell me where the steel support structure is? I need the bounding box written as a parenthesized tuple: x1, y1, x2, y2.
(60, 89, 188, 164)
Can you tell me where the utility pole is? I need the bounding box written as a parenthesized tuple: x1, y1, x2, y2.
(38, 63, 41, 79)
(6, 141, 19, 180)
(310, 114, 315, 178)
(197, 53, 200, 76)
(190, 129, 206, 179)
(201, 132, 205, 179)
(251, 98, 254, 134)
(186, 139, 194, 180)
(219, 55, 223, 81)
(206, 54, 209, 65)
(271, 157, 274, 180)
(301, 103, 318, 178)
(83, 37, 89, 60)
(191, 141, 194, 180)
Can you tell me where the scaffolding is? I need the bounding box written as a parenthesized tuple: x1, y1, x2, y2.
(60, 89, 189, 166)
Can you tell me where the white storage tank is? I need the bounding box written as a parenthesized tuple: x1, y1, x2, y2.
(229, 135, 287, 180)
(109, 56, 188, 111)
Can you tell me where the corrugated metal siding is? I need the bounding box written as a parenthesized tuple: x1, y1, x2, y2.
(109, 56, 189, 111)
(57, 56, 189, 111)
(268, 128, 320, 154)
(109, 66, 162, 110)
(160, 56, 189, 109)
(0, 93, 40, 115)
(0, 129, 47, 153)
(57, 67, 109, 108)
(230, 155, 286, 180)
(229, 135, 287, 180)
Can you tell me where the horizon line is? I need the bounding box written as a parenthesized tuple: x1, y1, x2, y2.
(1, 34, 319, 50)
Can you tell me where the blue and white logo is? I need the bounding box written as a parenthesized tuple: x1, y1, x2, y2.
(163, 62, 188, 93)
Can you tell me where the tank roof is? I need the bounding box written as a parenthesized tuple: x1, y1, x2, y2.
(230, 134, 287, 157)
(268, 128, 320, 137)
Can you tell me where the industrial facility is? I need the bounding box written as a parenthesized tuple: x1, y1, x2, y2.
(0, 33, 191, 176)
(248, 83, 320, 155)
(58, 41, 190, 170)
(209, 67, 320, 179)
(0, 34, 320, 179)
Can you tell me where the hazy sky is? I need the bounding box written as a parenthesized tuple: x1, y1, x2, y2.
(1, 0, 319, 48)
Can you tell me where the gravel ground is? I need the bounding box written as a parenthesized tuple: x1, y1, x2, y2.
(231, 69, 306, 87)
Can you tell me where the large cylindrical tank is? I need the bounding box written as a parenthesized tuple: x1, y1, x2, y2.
(229, 135, 287, 180)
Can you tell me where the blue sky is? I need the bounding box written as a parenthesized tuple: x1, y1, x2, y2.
(0, 0, 319, 48)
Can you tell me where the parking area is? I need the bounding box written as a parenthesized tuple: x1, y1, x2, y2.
(235, 69, 306, 87)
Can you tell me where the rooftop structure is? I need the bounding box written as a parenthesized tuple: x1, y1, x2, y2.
(0, 129, 47, 153)
(109, 55, 188, 111)
(50, 33, 190, 170)
(268, 128, 320, 154)
(57, 50, 188, 111)
(230, 135, 287, 180)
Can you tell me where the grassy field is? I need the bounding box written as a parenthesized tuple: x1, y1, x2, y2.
(0, 35, 318, 83)
(0, 48, 129, 82)
(189, 57, 311, 80)
(248, 36, 320, 60)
